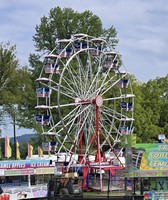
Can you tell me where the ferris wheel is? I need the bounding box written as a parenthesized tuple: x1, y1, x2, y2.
(35, 33, 134, 166)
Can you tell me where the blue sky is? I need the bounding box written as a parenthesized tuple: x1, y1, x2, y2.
(1, 0, 168, 82)
(0, 0, 168, 137)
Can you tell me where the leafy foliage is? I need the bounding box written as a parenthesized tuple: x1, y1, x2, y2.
(33, 7, 104, 52)
(133, 76, 168, 142)
(0, 42, 19, 105)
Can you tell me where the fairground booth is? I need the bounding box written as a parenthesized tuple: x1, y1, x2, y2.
(116, 138, 168, 199)
(0, 159, 54, 200)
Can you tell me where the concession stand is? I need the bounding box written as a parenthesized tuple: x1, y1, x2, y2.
(0, 159, 54, 200)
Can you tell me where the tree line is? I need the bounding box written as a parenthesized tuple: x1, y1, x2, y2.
(0, 7, 167, 159)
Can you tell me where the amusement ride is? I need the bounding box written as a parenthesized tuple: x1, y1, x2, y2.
(35, 33, 134, 191)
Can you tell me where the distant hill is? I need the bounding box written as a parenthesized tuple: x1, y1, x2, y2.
(10, 134, 38, 144)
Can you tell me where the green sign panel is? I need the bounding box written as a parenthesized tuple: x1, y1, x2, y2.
(135, 143, 168, 170)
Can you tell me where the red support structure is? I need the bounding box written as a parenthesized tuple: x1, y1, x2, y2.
(95, 96, 104, 191)
(78, 121, 83, 163)
(95, 104, 101, 163)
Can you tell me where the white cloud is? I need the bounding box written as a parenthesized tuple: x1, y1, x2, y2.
(0, 0, 168, 82)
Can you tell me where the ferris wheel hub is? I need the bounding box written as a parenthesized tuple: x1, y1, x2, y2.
(75, 97, 81, 105)
(95, 96, 103, 107)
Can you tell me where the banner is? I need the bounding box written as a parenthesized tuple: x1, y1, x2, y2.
(28, 143, 33, 157)
(38, 146, 43, 158)
(0, 160, 51, 169)
(16, 141, 20, 160)
(5, 136, 11, 158)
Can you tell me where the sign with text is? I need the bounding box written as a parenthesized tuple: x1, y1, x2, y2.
(0, 160, 51, 170)
(116, 170, 168, 178)
(135, 143, 168, 170)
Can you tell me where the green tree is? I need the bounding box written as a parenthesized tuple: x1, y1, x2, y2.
(155, 75, 168, 135)
(0, 42, 35, 137)
(0, 42, 19, 105)
(133, 76, 168, 143)
(33, 7, 104, 52)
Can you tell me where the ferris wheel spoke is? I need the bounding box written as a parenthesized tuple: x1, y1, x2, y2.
(86, 55, 100, 95)
(83, 109, 95, 148)
(99, 76, 118, 95)
(59, 75, 79, 97)
(100, 112, 115, 132)
(59, 105, 92, 153)
(100, 71, 128, 96)
(103, 96, 123, 101)
(57, 104, 92, 139)
(96, 75, 119, 96)
(100, 124, 117, 142)
(84, 64, 102, 98)
(48, 80, 76, 100)
(84, 56, 113, 98)
(73, 58, 91, 98)
(50, 106, 80, 133)
(93, 66, 115, 95)
(101, 105, 116, 117)
(57, 109, 84, 152)
(77, 53, 102, 98)
(100, 106, 124, 138)
(65, 63, 84, 96)
(85, 55, 93, 85)
(71, 53, 86, 97)
(102, 106, 124, 121)
(74, 55, 90, 97)
(100, 112, 117, 140)
(69, 107, 93, 153)
(100, 118, 119, 141)
(49, 102, 80, 109)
